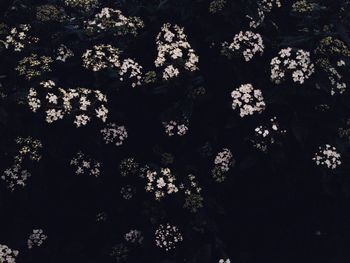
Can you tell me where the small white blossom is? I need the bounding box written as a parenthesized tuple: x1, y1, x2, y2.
(155, 223, 183, 251)
(145, 168, 179, 200)
(27, 229, 48, 249)
(231, 83, 266, 117)
(70, 151, 101, 177)
(0, 244, 19, 263)
(313, 144, 341, 169)
(221, 31, 264, 61)
(100, 123, 128, 146)
(271, 48, 314, 84)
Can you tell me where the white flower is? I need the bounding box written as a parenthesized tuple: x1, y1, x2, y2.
(70, 151, 101, 177)
(312, 144, 341, 169)
(155, 23, 199, 80)
(231, 83, 266, 117)
(155, 223, 183, 251)
(27, 229, 48, 249)
(271, 48, 314, 84)
(145, 168, 179, 200)
(100, 123, 128, 146)
(0, 244, 19, 263)
(221, 31, 264, 61)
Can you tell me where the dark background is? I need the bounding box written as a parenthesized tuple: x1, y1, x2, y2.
(1, 0, 350, 262)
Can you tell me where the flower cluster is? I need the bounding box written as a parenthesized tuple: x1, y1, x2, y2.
(63, 0, 99, 12)
(219, 259, 231, 263)
(119, 158, 140, 177)
(56, 44, 74, 62)
(212, 148, 234, 182)
(155, 23, 199, 80)
(70, 151, 101, 177)
(82, 44, 120, 72)
(270, 48, 315, 84)
(214, 148, 234, 172)
(145, 168, 179, 200)
(14, 136, 43, 163)
(2, 24, 38, 52)
(85, 8, 144, 36)
(312, 144, 342, 169)
(36, 5, 63, 22)
(16, 54, 53, 80)
(27, 229, 48, 249)
(155, 223, 183, 251)
(221, 31, 264, 61)
(118, 58, 143, 87)
(0, 244, 19, 263)
(1, 163, 31, 192)
(163, 120, 189, 136)
(247, 0, 281, 28)
(292, 0, 315, 13)
(100, 123, 128, 146)
(180, 174, 203, 213)
(1, 137, 42, 191)
(231, 83, 266, 117)
(315, 37, 350, 95)
(124, 229, 144, 244)
(28, 81, 108, 127)
(251, 117, 286, 152)
(209, 0, 227, 13)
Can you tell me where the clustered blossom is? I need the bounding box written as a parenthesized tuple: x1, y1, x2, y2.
(70, 151, 101, 177)
(292, 0, 315, 13)
(124, 229, 144, 244)
(36, 4, 63, 22)
(155, 223, 183, 251)
(119, 158, 140, 177)
(56, 44, 74, 62)
(231, 83, 266, 117)
(312, 144, 342, 169)
(212, 148, 234, 182)
(145, 168, 179, 200)
(221, 31, 264, 61)
(16, 54, 53, 80)
(118, 58, 143, 87)
(82, 44, 120, 71)
(14, 136, 43, 163)
(1, 137, 42, 191)
(100, 123, 128, 146)
(270, 48, 315, 84)
(214, 148, 234, 172)
(82, 44, 143, 87)
(1, 163, 31, 192)
(2, 24, 38, 51)
(27, 229, 48, 249)
(315, 37, 350, 95)
(63, 0, 99, 11)
(209, 0, 227, 13)
(85, 8, 144, 36)
(28, 81, 108, 127)
(247, 0, 281, 28)
(0, 244, 19, 263)
(155, 23, 199, 80)
(219, 259, 231, 263)
(163, 120, 189, 136)
(180, 174, 203, 213)
(251, 117, 286, 152)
